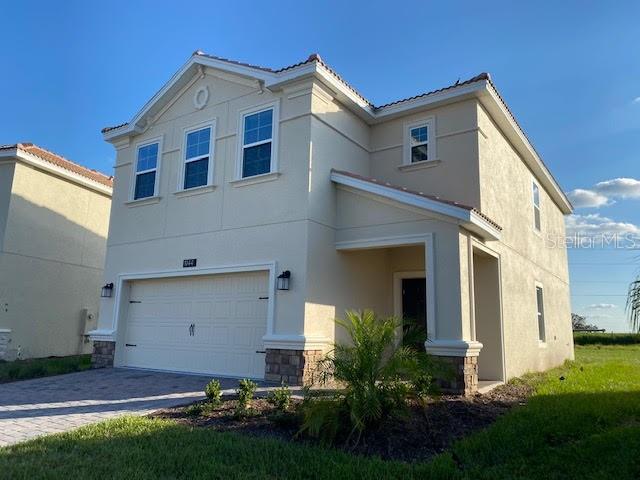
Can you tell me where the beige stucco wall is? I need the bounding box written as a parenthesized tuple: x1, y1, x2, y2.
(97, 70, 315, 343)
(304, 89, 481, 347)
(477, 104, 573, 378)
(370, 100, 481, 207)
(0, 162, 111, 358)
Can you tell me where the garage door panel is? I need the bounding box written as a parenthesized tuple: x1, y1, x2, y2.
(130, 301, 193, 320)
(213, 301, 233, 318)
(191, 301, 213, 318)
(126, 322, 192, 345)
(123, 271, 268, 378)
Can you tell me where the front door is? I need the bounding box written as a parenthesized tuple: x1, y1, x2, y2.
(401, 278, 427, 348)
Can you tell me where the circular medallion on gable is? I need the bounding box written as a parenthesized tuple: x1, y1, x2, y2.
(193, 86, 209, 110)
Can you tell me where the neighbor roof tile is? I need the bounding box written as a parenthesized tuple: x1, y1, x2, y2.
(0, 143, 113, 188)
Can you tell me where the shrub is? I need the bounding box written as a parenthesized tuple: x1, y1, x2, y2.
(204, 379, 222, 405)
(185, 403, 203, 417)
(267, 384, 292, 412)
(235, 378, 257, 417)
(573, 333, 640, 345)
(299, 309, 438, 445)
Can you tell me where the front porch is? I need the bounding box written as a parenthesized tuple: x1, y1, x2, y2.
(335, 235, 504, 394)
(330, 170, 505, 394)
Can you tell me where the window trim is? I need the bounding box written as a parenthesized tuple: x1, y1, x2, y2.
(178, 119, 216, 192)
(236, 100, 280, 180)
(535, 281, 546, 344)
(130, 136, 163, 201)
(403, 116, 436, 166)
(532, 180, 541, 232)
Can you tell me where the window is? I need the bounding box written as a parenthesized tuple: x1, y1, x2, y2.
(410, 125, 429, 163)
(404, 117, 435, 166)
(183, 124, 213, 190)
(239, 104, 278, 179)
(134, 142, 159, 200)
(532, 181, 541, 231)
(536, 285, 546, 342)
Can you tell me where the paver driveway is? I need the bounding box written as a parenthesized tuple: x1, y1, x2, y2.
(0, 368, 242, 447)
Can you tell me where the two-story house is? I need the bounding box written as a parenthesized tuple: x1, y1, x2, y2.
(0, 143, 112, 360)
(92, 52, 573, 394)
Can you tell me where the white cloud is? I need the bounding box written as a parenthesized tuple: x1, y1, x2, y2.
(567, 177, 640, 209)
(588, 303, 617, 310)
(594, 178, 640, 199)
(567, 188, 612, 208)
(565, 213, 640, 237)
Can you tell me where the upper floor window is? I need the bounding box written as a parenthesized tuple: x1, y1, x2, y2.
(536, 284, 546, 342)
(237, 102, 279, 180)
(410, 125, 429, 162)
(134, 141, 160, 200)
(183, 123, 214, 190)
(404, 117, 436, 166)
(532, 181, 541, 231)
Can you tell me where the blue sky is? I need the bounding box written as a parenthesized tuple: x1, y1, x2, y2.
(1, 1, 639, 331)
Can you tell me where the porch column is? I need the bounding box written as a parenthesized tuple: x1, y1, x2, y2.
(424, 231, 482, 395)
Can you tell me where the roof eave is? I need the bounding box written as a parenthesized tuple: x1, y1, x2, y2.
(371, 81, 487, 122)
(330, 170, 501, 241)
(0, 148, 113, 196)
(477, 85, 573, 214)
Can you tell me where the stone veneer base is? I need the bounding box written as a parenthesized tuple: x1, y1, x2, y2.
(91, 341, 115, 369)
(435, 355, 479, 395)
(264, 348, 324, 385)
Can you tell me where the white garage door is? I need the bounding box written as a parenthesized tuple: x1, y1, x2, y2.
(122, 271, 268, 379)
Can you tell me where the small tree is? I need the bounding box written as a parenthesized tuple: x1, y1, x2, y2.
(299, 310, 439, 445)
(235, 378, 257, 417)
(204, 379, 222, 406)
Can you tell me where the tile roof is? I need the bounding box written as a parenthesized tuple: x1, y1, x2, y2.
(101, 122, 129, 134)
(0, 143, 113, 188)
(101, 52, 491, 134)
(331, 169, 502, 231)
(374, 73, 491, 109)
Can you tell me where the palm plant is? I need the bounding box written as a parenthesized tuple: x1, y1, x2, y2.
(627, 278, 640, 332)
(299, 309, 438, 445)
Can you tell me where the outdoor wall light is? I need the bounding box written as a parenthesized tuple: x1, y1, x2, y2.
(101, 283, 114, 298)
(276, 271, 291, 291)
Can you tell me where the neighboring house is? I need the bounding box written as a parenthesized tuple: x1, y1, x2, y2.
(0, 144, 112, 360)
(92, 52, 573, 394)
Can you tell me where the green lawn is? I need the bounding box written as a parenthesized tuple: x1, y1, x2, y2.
(0, 355, 91, 383)
(1, 346, 638, 479)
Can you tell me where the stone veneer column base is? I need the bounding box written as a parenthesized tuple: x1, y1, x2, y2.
(264, 349, 324, 385)
(91, 341, 115, 369)
(436, 355, 478, 396)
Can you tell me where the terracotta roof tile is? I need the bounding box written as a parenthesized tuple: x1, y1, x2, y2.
(0, 143, 113, 188)
(374, 73, 491, 109)
(101, 122, 129, 134)
(101, 52, 492, 134)
(331, 169, 502, 231)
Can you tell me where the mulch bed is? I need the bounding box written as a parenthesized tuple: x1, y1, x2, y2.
(151, 382, 533, 463)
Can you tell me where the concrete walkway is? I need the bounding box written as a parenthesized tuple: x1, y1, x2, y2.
(0, 368, 247, 447)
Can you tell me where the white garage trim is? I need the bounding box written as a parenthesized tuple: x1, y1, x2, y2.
(94, 262, 276, 342)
